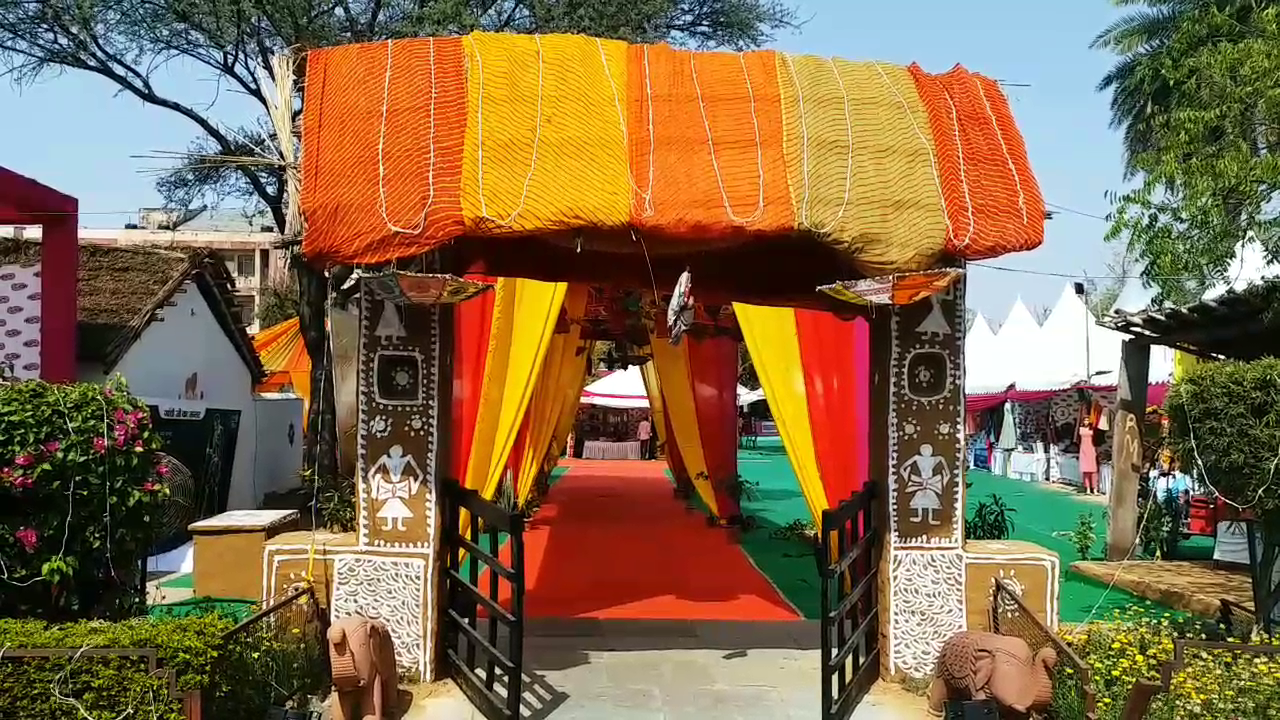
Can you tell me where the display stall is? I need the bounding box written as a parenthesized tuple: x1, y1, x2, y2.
(575, 365, 653, 459)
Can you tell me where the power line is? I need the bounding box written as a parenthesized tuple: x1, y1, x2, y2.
(1045, 201, 1109, 222)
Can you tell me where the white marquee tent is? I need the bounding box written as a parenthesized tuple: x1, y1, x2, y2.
(1021, 285, 1127, 390)
(964, 312, 1004, 394)
(579, 365, 758, 409)
(981, 298, 1043, 391)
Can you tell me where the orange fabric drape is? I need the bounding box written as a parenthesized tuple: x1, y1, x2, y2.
(627, 45, 793, 239)
(300, 38, 468, 264)
(908, 64, 1044, 260)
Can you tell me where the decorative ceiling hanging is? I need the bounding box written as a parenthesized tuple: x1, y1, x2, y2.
(363, 272, 493, 305)
(817, 268, 964, 306)
(667, 269, 694, 345)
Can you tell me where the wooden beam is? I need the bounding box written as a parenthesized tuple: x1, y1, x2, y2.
(1107, 339, 1151, 561)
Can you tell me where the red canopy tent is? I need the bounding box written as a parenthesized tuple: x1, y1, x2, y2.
(0, 167, 78, 382)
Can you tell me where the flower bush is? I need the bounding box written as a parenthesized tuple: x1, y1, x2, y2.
(0, 376, 169, 620)
(1061, 604, 1280, 719)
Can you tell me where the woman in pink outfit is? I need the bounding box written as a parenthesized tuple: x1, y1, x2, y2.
(1078, 418, 1099, 495)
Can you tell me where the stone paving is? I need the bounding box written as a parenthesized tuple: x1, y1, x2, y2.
(407, 619, 931, 720)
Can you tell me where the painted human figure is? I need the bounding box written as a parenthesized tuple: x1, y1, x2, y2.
(367, 444, 423, 531)
(900, 442, 949, 525)
(914, 287, 952, 341)
(375, 299, 406, 345)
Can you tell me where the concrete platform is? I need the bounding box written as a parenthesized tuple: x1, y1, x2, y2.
(403, 619, 931, 719)
(1071, 560, 1252, 617)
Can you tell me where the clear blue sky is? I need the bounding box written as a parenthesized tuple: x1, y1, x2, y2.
(0, 1, 1126, 319)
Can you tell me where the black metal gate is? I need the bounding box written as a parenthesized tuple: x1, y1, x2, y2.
(817, 483, 880, 720)
(440, 479, 525, 720)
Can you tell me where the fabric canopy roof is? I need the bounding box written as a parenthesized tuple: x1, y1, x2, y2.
(299, 34, 1045, 287)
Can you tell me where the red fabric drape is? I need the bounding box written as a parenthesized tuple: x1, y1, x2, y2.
(795, 310, 866, 506)
(450, 275, 496, 480)
(687, 335, 741, 517)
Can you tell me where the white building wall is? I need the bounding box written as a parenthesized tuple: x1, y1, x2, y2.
(78, 280, 262, 510)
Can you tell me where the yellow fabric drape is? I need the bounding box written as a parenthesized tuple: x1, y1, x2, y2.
(463, 278, 568, 501)
(1173, 351, 1201, 382)
(461, 33, 632, 235)
(546, 342, 592, 469)
(648, 337, 719, 516)
(776, 56, 947, 275)
(733, 303, 827, 527)
(640, 361, 668, 453)
(514, 285, 589, 507)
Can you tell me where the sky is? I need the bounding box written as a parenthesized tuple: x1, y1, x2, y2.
(0, 1, 1127, 321)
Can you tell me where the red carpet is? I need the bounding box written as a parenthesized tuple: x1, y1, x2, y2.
(516, 459, 800, 620)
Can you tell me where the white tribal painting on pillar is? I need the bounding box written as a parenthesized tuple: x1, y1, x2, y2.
(899, 441, 951, 526)
(367, 444, 425, 531)
(887, 277, 965, 548)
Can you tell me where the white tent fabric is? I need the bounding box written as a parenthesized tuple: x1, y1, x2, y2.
(581, 366, 651, 408)
(980, 298, 1043, 392)
(964, 312, 1004, 394)
(581, 365, 756, 409)
(1021, 285, 1127, 390)
(1203, 237, 1273, 301)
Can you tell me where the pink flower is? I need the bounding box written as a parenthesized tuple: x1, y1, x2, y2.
(114, 408, 126, 423)
(42, 441, 60, 454)
(0, 466, 10, 477)
(130, 409, 148, 426)
(155, 463, 170, 478)
(92, 437, 107, 454)
(103, 387, 114, 397)
(115, 435, 126, 450)
(133, 440, 144, 452)
(142, 481, 162, 493)
(12, 476, 32, 490)
(113, 423, 128, 438)
(14, 527, 38, 553)
(13, 454, 33, 467)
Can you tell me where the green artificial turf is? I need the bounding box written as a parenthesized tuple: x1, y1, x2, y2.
(728, 439, 1175, 623)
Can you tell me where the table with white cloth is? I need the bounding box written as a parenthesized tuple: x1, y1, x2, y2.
(1008, 451, 1047, 482)
(581, 440, 643, 460)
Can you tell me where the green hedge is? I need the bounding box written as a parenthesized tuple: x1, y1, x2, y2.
(0, 614, 234, 719)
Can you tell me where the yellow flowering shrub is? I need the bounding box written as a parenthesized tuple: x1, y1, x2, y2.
(1061, 604, 1280, 719)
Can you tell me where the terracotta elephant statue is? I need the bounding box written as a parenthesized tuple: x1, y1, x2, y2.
(328, 614, 399, 720)
(927, 631, 1057, 718)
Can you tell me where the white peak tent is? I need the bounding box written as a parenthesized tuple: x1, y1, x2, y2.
(580, 366, 650, 409)
(1203, 236, 1274, 301)
(981, 298, 1043, 392)
(1021, 284, 1126, 390)
(964, 312, 1004, 394)
(580, 365, 757, 409)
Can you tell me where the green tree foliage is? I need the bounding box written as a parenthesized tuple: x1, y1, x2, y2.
(1092, 0, 1275, 175)
(1103, 4, 1280, 304)
(0, 0, 800, 483)
(256, 272, 301, 330)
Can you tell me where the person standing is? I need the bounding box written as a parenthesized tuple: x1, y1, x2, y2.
(1079, 418, 1099, 495)
(637, 415, 653, 460)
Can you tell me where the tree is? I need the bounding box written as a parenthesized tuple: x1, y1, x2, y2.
(0, 0, 800, 481)
(257, 271, 300, 330)
(1104, 5, 1280, 304)
(1082, 245, 1137, 317)
(1031, 303, 1052, 325)
(1091, 0, 1273, 175)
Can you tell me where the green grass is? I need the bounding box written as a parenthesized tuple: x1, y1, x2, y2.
(729, 438, 1175, 623)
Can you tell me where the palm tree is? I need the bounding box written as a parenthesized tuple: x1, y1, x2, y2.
(1091, 0, 1271, 174)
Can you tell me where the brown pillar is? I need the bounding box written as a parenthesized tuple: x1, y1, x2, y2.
(325, 284, 448, 682)
(1106, 339, 1150, 561)
(877, 275, 968, 679)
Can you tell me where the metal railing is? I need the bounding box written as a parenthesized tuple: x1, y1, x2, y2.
(990, 579, 1098, 720)
(202, 585, 330, 720)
